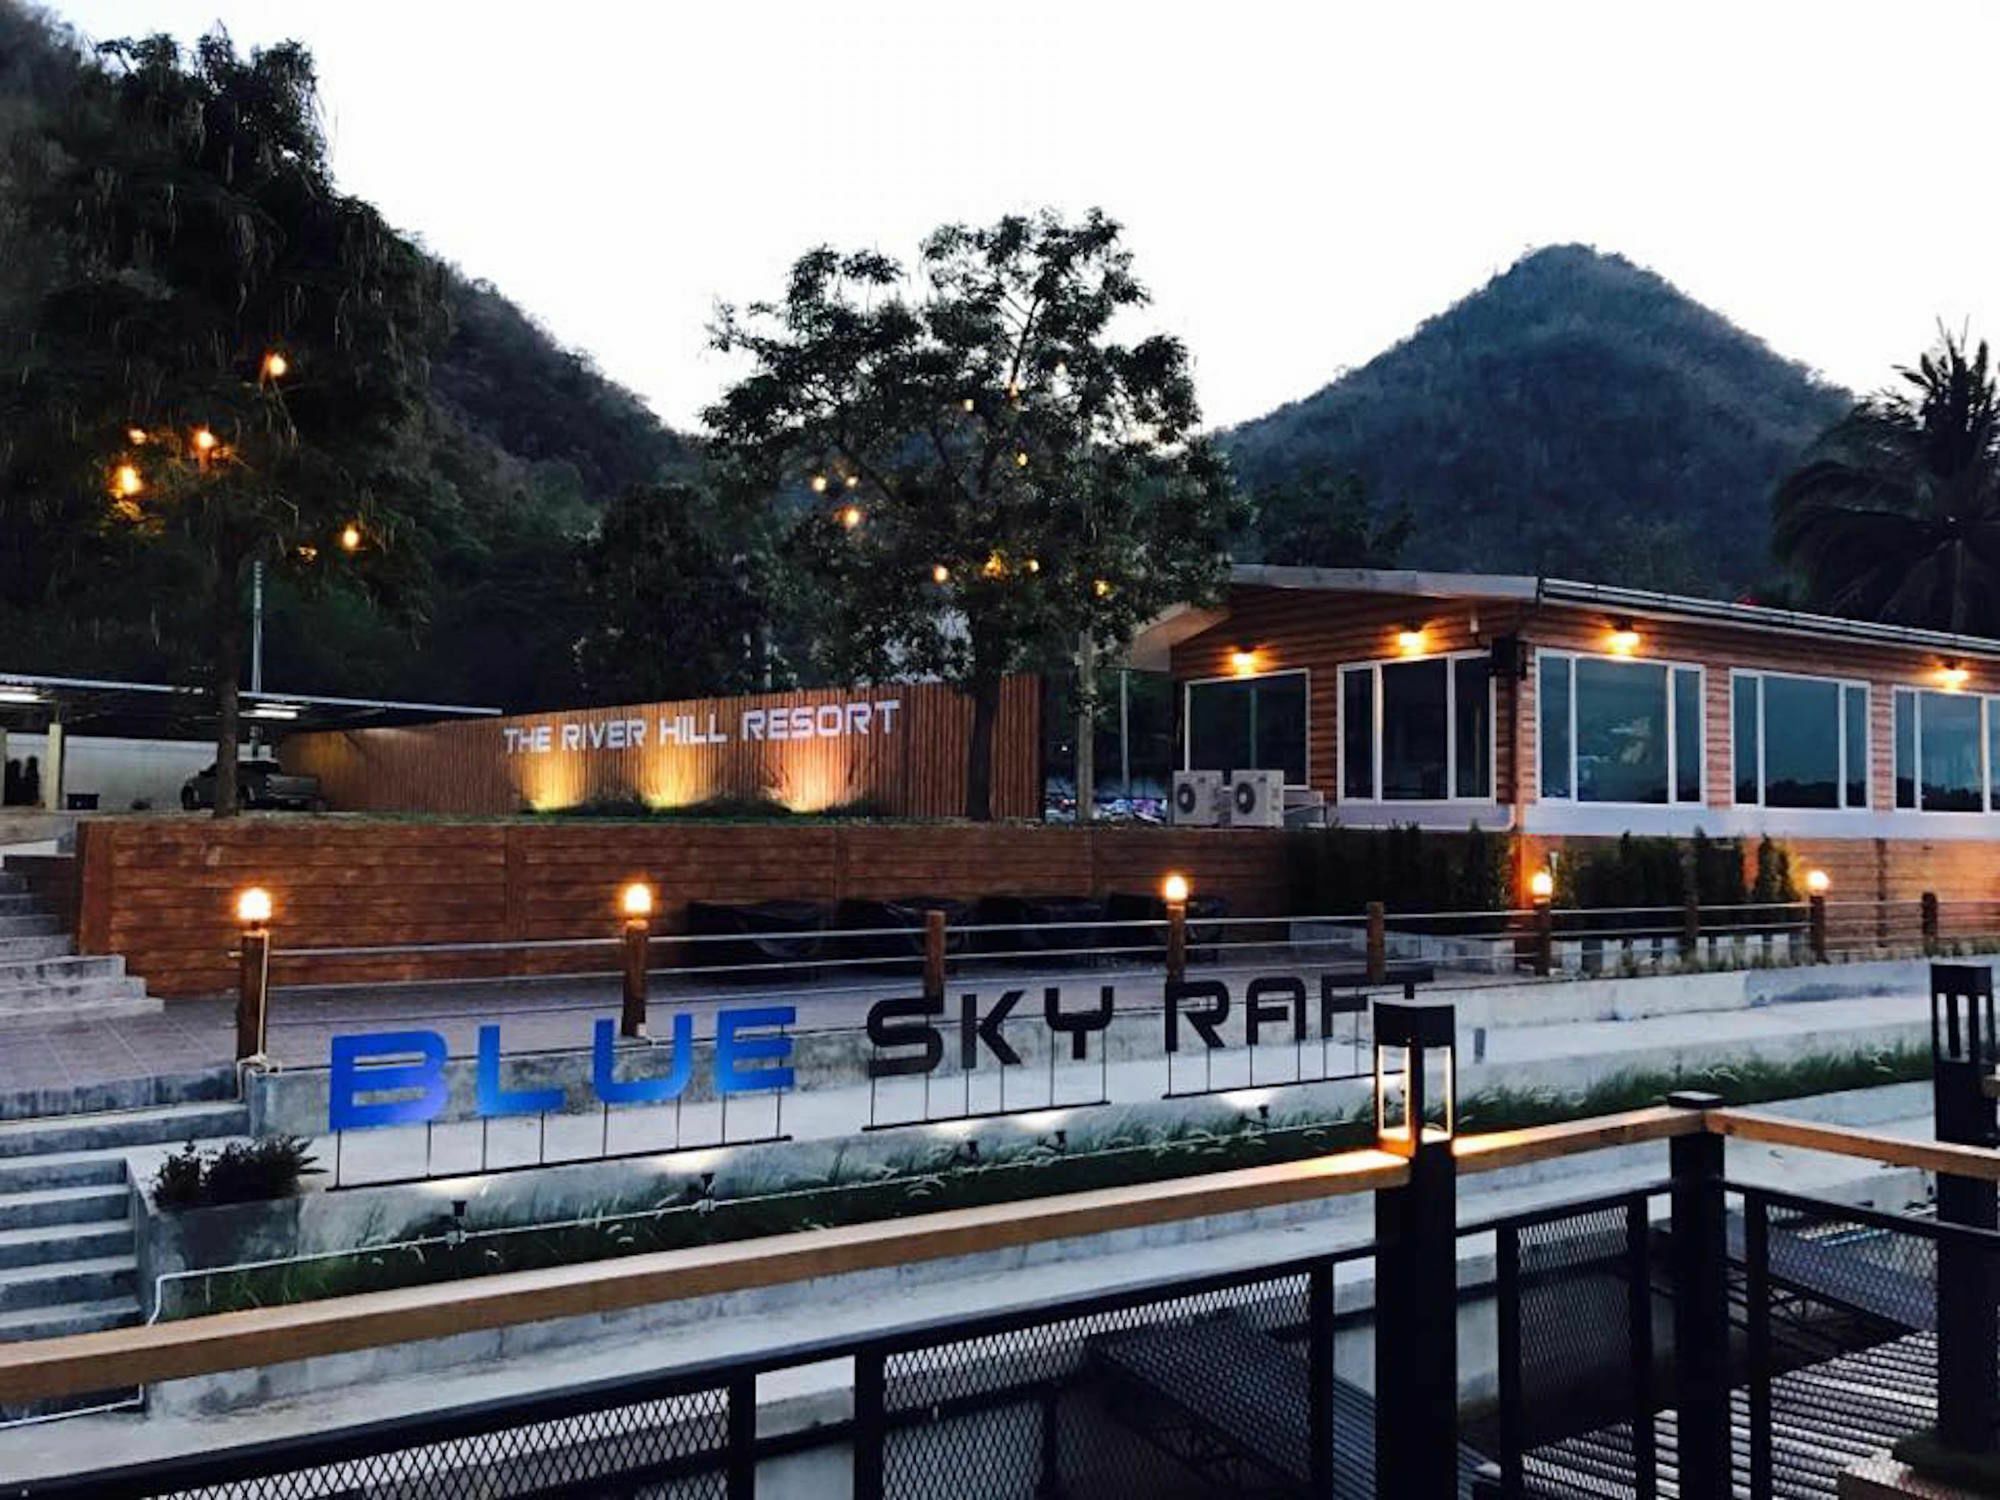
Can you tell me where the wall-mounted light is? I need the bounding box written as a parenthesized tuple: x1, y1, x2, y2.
(1395, 626, 1427, 655)
(1228, 648, 1260, 677)
(1606, 621, 1642, 655)
(1939, 662, 1972, 691)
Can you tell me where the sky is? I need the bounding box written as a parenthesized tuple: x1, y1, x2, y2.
(45, 0, 2000, 434)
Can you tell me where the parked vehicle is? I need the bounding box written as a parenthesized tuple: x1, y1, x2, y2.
(180, 760, 326, 812)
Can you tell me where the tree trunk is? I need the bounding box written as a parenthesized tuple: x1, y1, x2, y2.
(214, 550, 244, 820)
(1074, 632, 1096, 823)
(966, 673, 1001, 823)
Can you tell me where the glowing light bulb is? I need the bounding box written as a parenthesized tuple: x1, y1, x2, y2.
(112, 464, 143, 498)
(1024, 558, 1040, 574)
(1939, 663, 1972, 691)
(844, 474, 859, 489)
(931, 564, 950, 584)
(1395, 627, 1426, 654)
(1805, 869, 1830, 896)
(982, 553, 1006, 578)
(1015, 451, 1029, 468)
(1607, 624, 1642, 655)
(810, 474, 828, 494)
(262, 351, 289, 380)
(1161, 872, 1190, 904)
(962, 397, 976, 412)
(1229, 649, 1260, 676)
(1093, 578, 1112, 598)
(1529, 869, 1555, 901)
(126, 428, 147, 446)
(193, 428, 217, 453)
(838, 505, 862, 529)
(340, 523, 362, 553)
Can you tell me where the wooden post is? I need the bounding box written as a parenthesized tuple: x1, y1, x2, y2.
(1365, 900, 1387, 984)
(1532, 897, 1553, 978)
(620, 917, 650, 1039)
(1923, 891, 1941, 954)
(1808, 894, 1828, 963)
(235, 925, 270, 1064)
(1681, 892, 1700, 959)
(923, 908, 947, 1003)
(1165, 898, 1188, 986)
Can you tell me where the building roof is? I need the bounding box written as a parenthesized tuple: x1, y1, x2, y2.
(1125, 565, 2000, 668)
(0, 672, 500, 732)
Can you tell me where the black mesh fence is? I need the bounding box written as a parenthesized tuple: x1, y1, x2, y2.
(1485, 1191, 1658, 1500)
(868, 1258, 1353, 1500)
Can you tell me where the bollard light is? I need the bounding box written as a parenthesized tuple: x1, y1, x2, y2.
(236, 886, 274, 928)
(620, 881, 655, 921)
(1162, 873, 1190, 986)
(1373, 999, 1456, 1157)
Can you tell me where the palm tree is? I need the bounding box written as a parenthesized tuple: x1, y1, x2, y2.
(1773, 332, 2000, 633)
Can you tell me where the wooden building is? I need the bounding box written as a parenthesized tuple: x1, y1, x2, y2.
(1131, 566, 2000, 899)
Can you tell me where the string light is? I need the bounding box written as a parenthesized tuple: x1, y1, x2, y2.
(962, 397, 975, 412)
(981, 553, 1006, 578)
(296, 545, 319, 562)
(809, 474, 828, 494)
(844, 474, 859, 489)
(1015, 451, 1029, 468)
(126, 428, 147, 446)
(111, 464, 143, 498)
(838, 505, 863, 529)
(340, 523, 363, 553)
(1024, 558, 1040, 574)
(193, 428, 218, 454)
(1093, 578, 1113, 598)
(261, 351, 289, 380)
(931, 564, 950, 584)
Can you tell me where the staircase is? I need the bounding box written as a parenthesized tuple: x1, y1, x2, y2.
(0, 1080, 246, 1422)
(0, 863, 158, 1022)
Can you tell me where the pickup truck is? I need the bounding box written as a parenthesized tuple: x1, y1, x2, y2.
(180, 760, 326, 812)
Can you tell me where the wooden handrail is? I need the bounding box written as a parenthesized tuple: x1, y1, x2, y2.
(1453, 1105, 1702, 1174)
(0, 1146, 1407, 1404)
(1705, 1108, 2000, 1181)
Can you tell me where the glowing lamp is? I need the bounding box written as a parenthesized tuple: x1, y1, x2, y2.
(1093, 579, 1113, 598)
(112, 464, 143, 499)
(340, 523, 362, 553)
(262, 351, 289, 380)
(962, 397, 975, 412)
(1395, 627, 1426, 655)
(844, 474, 858, 489)
(1024, 558, 1040, 574)
(1374, 1000, 1456, 1156)
(193, 428, 218, 453)
(235, 887, 274, 927)
(1015, 451, 1029, 468)
(620, 882, 654, 920)
(838, 505, 863, 529)
(1228, 649, 1260, 677)
(1607, 623, 1642, 655)
(809, 474, 828, 494)
(1529, 868, 1555, 902)
(1161, 872, 1191, 905)
(931, 563, 951, 584)
(1939, 662, 1972, 691)
(1805, 868, 1830, 896)
(126, 428, 148, 446)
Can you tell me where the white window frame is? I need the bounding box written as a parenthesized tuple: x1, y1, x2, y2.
(1729, 670, 1870, 812)
(1892, 686, 1999, 815)
(1335, 650, 1498, 804)
(1181, 667, 1312, 789)
(1538, 649, 1706, 808)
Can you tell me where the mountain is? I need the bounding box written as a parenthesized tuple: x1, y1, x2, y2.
(1221, 246, 1852, 594)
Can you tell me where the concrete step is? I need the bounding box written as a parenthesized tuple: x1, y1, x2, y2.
(0, 997, 163, 1031)
(0, 1152, 127, 1194)
(0, 1294, 137, 1344)
(0, 975, 147, 1010)
(0, 955, 122, 985)
(0, 1102, 247, 1160)
(0, 916, 60, 939)
(0, 1254, 136, 1313)
(0, 1183, 130, 1230)
(0, 935, 72, 962)
(0, 1220, 130, 1272)
(0, 872, 23, 895)
(0, 895, 42, 917)
(0, 1066, 237, 1124)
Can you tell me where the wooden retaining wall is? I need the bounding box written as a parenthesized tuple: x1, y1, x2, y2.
(75, 819, 1295, 999)
(282, 677, 1041, 821)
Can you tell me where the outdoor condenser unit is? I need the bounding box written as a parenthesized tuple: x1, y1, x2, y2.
(1225, 769, 1286, 828)
(1170, 770, 1225, 826)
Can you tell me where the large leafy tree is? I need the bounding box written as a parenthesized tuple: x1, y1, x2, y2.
(1773, 332, 2000, 633)
(0, 30, 447, 814)
(706, 210, 1243, 820)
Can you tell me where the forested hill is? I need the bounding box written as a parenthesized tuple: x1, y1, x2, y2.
(1222, 246, 1851, 594)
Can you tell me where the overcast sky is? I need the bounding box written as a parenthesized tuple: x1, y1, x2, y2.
(47, 0, 2000, 433)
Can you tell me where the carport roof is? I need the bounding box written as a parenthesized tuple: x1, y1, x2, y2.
(0, 671, 499, 732)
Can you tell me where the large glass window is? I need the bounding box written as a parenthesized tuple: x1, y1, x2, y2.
(1731, 673, 1868, 810)
(1892, 688, 1987, 813)
(1185, 671, 1309, 785)
(1539, 652, 1703, 805)
(1339, 654, 1492, 801)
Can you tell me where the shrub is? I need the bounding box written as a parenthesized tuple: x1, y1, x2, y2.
(150, 1135, 321, 1211)
(1287, 823, 1514, 914)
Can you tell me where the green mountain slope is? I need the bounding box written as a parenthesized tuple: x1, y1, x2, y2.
(1222, 245, 1851, 594)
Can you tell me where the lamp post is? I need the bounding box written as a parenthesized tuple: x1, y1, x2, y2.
(1161, 872, 1190, 985)
(234, 886, 273, 1065)
(1804, 868, 1829, 962)
(619, 882, 653, 1039)
(1529, 867, 1555, 978)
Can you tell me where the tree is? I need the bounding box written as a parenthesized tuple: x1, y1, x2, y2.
(1251, 470, 1410, 568)
(0, 30, 447, 814)
(575, 481, 776, 704)
(706, 210, 1243, 820)
(1773, 331, 2000, 633)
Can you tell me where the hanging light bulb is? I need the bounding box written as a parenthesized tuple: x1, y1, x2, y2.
(111, 464, 143, 499)
(810, 474, 828, 494)
(340, 523, 363, 553)
(838, 505, 863, 529)
(261, 351, 289, 380)
(981, 552, 1006, 578)
(126, 428, 148, 446)
(1015, 451, 1029, 468)
(962, 397, 976, 413)
(931, 563, 951, 584)
(844, 474, 859, 489)
(193, 428, 218, 454)
(1093, 578, 1113, 598)
(1024, 558, 1040, 574)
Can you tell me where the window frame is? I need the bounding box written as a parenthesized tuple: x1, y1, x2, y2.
(1729, 669, 1871, 812)
(1336, 649, 1498, 805)
(1537, 648, 1706, 808)
(1180, 667, 1312, 790)
(1892, 685, 1999, 815)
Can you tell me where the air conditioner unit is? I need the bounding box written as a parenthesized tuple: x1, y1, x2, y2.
(1225, 769, 1286, 828)
(1170, 770, 1225, 826)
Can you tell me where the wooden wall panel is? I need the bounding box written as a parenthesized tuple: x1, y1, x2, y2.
(282, 677, 1039, 822)
(76, 819, 1296, 999)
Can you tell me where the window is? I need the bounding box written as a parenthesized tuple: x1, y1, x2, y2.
(1184, 670, 1308, 785)
(1893, 688, 1992, 813)
(1339, 653, 1493, 801)
(1730, 672, 1868, 810)
(1538, 651, 1703, 805)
